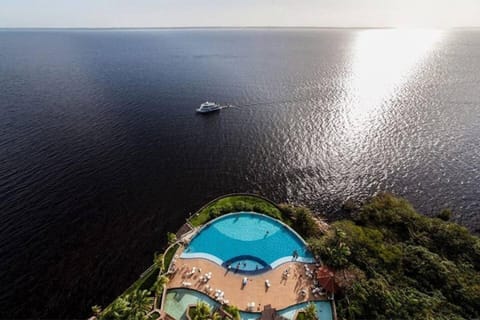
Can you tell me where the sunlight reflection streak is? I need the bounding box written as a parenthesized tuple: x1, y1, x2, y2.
(343, 29, 444, 135)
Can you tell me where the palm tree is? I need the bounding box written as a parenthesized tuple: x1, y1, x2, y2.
(91, 305, 102, 317)
(324, 243, 351, 269)
(153, 253, 164, 271)
(303, 303, 318, 320)
(153, 275, 169, 296)
(223, 305, 241, 320)
(189, 301, 212, 320)
(124, 289, 154, 320)
(100, 297, 130, 320)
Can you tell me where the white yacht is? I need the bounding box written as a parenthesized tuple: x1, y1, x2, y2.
(196, 101, 222, 113)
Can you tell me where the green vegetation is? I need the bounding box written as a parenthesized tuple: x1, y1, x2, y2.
(100, 289, 153, 320)
(188, 194, 322, 241)
(187, 302, 221, 320)
(308, 227, 351, 269)
(100, 245, 178, 319)
(119, 265, 159, 299)
(163, 243, 180, 272)
(189, 195, 283, 227)
(147, 312, 160, 320)
(297, 303, 317, 320)
(278, 204, 320, 238)
(153, 253, 164, 271)
(438, 208, 452, 221)
(166, 232, 177, 245)
(186, 302, 240, 320)
(296, 312, 306, 320)
(91, 305, 102, 317)
(222, 305, 241, 320)
(99, 266, 158, 319)
(152, 274, 169, 296)
(316, 193, 480, 320)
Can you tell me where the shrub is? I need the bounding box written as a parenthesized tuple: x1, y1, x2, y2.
(279, 204, 320, 238)
(333, 194, 480, 319)
(188, 302, 212, 320)
(438, 208, 452, 221)
(166, 232, 177, 245)
(223, 305, 241, 320)
(308, 227, 351, 270)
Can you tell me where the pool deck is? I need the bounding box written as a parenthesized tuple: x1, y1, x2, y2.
(168, 252, 327, 312)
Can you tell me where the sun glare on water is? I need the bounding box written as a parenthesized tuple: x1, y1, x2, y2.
(342, 29, 444, 136)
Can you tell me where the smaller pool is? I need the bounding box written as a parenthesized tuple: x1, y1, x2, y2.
(164, 289, 333, 320)
(164, 289, 219, 320)
(277, 301, 333, 320)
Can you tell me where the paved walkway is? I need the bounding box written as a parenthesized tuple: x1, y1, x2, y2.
(168, 256, 326, 312)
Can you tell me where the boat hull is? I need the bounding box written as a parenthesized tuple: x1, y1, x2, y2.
(196, 107, 221, 114)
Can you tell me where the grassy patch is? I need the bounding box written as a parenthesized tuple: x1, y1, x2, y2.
(116, 265, 158, 299)
(102, 264, 159, 315)
(187, 306, 196, 319)
(163, 243, 180, 272)
(189, 195, 283, 227)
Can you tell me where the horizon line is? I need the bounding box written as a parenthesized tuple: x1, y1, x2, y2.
(1, 26, 480, 30)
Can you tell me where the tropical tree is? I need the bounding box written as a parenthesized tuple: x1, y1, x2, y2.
(323, 242, 351, 269)
(223, 305, 241, 320)
(309, 227, 351, 270)
(91, 305, 102, 317)
(153, 253, 164, 271)
(211, 312, 222, 320)
(303, 303, 318, 320)
(167, 232, 177, 245)
(153, 275, 169, 296)
(124, 289, 153, 320)
(100, 296, 129, 320)
(189, 302, 212, 320)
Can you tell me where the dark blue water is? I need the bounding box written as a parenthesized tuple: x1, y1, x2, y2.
(0, 28, 479, 318)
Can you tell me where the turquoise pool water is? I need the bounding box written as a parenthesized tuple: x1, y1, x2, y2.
(164, 289, 333, 320)
(277, 301, 333, 320)
(164, 289, 219, 320)
(165, 289, 260, 320)
(238, 311, 261, 320)
(182, 212, 314, 271)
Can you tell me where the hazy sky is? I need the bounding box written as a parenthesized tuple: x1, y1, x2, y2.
(1, 0, 480, 28)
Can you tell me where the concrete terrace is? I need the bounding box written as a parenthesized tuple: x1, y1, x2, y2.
(167, 251, 327, 312)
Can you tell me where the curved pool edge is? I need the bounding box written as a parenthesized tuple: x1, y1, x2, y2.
(180, 252, 224, 266)
(270, 256, 315, 269)
(165, 288, 333, 320)
(180, 252, 314, 274)
(181, 211, 314, 269)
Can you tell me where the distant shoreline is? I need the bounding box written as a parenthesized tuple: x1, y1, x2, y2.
(1, 26, 480, 31)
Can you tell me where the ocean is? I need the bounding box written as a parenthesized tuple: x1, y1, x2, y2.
(0, 28, 479, 317)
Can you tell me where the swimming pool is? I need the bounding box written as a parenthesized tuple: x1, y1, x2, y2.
(277, 301, 333, 320)
(164, 288, 220, 320)
(164, 289, 333, 320)
(182, 212, 314, 272)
